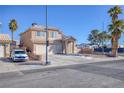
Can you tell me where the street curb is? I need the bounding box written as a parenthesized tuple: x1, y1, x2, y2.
(0, 59, 124, 79)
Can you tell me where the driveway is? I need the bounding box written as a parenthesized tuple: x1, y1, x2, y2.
(0, 55, 124, 74)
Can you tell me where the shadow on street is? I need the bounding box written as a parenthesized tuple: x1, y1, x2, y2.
(70, 61, 124, 81)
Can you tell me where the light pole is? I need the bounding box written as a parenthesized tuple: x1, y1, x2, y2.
(0, 22, 2, 33)
(0, 22, 2, 25)
(45, 5, 50, 65)
(102, 22, 105, 54)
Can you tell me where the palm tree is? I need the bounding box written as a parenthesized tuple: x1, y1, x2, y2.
(9, 19, 18, 42)
(108, 6, 124, 56)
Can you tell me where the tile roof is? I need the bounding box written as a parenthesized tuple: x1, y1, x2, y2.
(63, 35, 76, 41)
(0, 34, 11, 43)
(20, 24, 63, 35)
(30, 25, 60, 31)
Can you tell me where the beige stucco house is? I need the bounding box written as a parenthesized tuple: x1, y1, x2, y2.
(0, 34, 11, 57)
(20, 24, 77, 56)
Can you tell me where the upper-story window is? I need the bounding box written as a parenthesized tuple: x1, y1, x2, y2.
(36, 31, 46, 37)
(50, 32, 57, 38)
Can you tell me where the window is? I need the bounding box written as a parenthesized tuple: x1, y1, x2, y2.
(36, 31, 46, 37)
(15, 51, 26, 54)
(50, 32, 57, 38)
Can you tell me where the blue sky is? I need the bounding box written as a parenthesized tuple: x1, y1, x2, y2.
(0, 5, 124, 44)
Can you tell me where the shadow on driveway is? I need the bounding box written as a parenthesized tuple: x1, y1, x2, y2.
(0, 58, 12, 63)
(0, 57, 42, 65)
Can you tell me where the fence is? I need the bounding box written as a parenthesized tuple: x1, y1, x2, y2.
(94, 48, 124, 53)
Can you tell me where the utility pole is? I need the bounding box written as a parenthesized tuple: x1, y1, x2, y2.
(45, 5, 50, 65)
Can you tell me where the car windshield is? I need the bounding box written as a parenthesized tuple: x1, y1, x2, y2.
(14, 51, 26, 54)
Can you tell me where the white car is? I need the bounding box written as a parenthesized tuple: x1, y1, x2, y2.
(11, 49, 29, 62)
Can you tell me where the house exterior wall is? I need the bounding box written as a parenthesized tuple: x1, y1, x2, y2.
(0, 34, 11, 57)
(20, 25, 76, 56)
(6, 43, 10, 57)
(48, 29, 62, 41)
(34, 44, 46, 55)
(31, 29, 63, 55)
(32, 29, 62, 42)
(0, 43, 10, 57)
(20, 30, 34, 53)
(0, 44, 4, 57)
(20, 27, 63, 55)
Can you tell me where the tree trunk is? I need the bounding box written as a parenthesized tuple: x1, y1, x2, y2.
(10, 31, 14, 53)
(12, 31, 14, 42)
(111, 36, 118, 57)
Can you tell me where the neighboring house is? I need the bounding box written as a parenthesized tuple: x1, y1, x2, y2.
(20, 24, 77, 56)
(0, 34, 11, 57)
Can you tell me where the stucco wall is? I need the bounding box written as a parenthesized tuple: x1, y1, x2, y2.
(20, 30, 34, 53)
(20, 26, 77, 56)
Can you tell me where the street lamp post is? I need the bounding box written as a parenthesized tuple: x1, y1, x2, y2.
(0, 22, 2, 25)
(45, 5, 50, 65)
(0, 22, 2, 33)
(102, 22, 105, 55)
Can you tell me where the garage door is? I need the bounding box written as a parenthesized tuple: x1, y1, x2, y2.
(0, 45, 4, 57)
(35, 44, 46, 55)
(55, 41, 62, 54)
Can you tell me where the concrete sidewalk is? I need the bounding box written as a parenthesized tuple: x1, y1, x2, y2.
(0, 55, 124, 75)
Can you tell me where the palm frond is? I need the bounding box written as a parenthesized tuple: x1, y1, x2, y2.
(9, 19, 18, 32)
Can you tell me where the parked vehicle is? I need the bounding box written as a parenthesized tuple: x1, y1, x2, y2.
(11, 49, 29, 62)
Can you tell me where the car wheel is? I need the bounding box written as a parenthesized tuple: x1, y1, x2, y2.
(12, 58, 15, 62)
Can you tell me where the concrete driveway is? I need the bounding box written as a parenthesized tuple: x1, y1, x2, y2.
(0, 54, 124, 74)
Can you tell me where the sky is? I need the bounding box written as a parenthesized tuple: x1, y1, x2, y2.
(0, 5, 124, 45)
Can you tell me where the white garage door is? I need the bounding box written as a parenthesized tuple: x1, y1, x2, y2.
(35, 44, 46, 55)
(0, 45, 4, 57)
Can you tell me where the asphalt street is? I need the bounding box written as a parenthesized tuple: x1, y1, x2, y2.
(0, 60, 124, 88)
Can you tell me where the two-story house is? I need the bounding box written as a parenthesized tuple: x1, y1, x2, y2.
(20, 24, 77, 56)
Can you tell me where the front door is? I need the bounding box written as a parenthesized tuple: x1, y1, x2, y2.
(67, 41, 73, 54)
